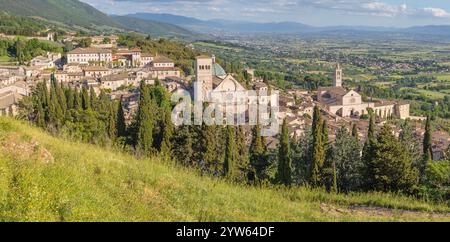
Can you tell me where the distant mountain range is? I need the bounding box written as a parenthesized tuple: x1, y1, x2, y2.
(0, 0, 198, 39)
(126, 13, 315, 33)
(2, 0, 450, 41)
(126, 12, 450, 40)
(111, 15, 198, 39)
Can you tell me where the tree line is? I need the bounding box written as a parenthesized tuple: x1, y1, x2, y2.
(0, 38, 63, 64)
(20, 79, 449, 203)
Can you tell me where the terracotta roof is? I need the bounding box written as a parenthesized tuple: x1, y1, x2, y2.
(82, 66, 109, 71)
(374, 101, 396, 107)
(68, 47, 112, 55)
(68, 72, 84, 77)
(319, 86, 347, 96)
(148, 67, 179, 71)
(196, 55, 211, 59)
(153, 55, 173, 63)
(116, 49, 133, 54)
(101, 73, 132, 82)
(141, 53, 154, 58)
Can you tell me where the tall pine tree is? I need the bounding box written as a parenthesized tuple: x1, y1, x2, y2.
(223, 126, 238, 179)
(172, 125, 194, 166)
(399, 119, 421, 176)
(332, 126, 362, 192)
(107, 103, 116, 142)
(276, 118, 293, 186)
(352, 123, 359, 140)
(160, 107, 174, 157)
(309, 105, 325, 187)
(116, 98, 127, 138)
(371, 124, 419, 193)
(136, 82, 156, 156)
(422, 115, 433, 174)
(362, 113, 377, 190)
(236, 125, 250, 182)
(249, 118, 268, 183)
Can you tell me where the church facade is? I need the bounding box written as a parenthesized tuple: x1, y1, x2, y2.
(318, 64, 410, 119)
(193, 55, 270, 123)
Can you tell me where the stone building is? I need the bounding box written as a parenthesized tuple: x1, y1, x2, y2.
(318, 64, 410, 119)
(67, 47, 113, 65)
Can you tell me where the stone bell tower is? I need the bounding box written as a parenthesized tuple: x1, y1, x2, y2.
(194, 55, 213, 102)
(334, 63, 343, 87)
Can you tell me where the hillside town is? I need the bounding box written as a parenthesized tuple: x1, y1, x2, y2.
(0, 33, 448, 161)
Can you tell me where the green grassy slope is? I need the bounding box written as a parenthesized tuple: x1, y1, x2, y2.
(0, 117, 448, 222)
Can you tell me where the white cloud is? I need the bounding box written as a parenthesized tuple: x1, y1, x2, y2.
(419, 7, 450, 18)
(80, 0, 450, 25)
(361, 2, 407, 17)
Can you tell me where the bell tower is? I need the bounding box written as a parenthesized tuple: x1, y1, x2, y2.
(194, 56, 213, 102)
(334, 63, 343, 87)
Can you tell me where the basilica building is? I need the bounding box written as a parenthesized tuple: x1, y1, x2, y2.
(318, 64, 410, 119)
(194, 55, 247, 103)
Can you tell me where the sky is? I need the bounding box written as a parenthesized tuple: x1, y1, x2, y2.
(80, 0, 450, 27)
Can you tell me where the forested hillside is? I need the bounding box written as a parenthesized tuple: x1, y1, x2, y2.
(0, 0, 120, 29)
(0, 0, 199, 38)
(112, 16, 198, 40)
(0, 12, 51, 36)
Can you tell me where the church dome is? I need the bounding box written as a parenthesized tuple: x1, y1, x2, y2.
(213, 63, 227, 77)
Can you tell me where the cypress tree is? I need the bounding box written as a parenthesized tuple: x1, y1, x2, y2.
(198, 123, 219, 174)
(331, 159, 338, 193)
(249, 118, 268, 183)
(322, 119, 329, 146)
(51, 76, 66, 115)
(172, 125, 194, 166)
(423, 116, 433, 168)
(65, 86, 74, 110)
(223, 126, 238, 179)
(276, 118, 293, 186)
(310, 105, 325, 187)
(322, 119, 338, 191)
(362, 113, 377, 190)
(116, 98, 127, 138)
(33, 82, 47, 128)
(48, 81, 63, 127)
(73, 87, 82, 110)
(89, 87, 97, 110)
(236, 125, 250, 182)
(160, 107, 174, 157)
(36, 101, 46, 128)
(107, 103, 116, 142)
(81, 87, 90, 111)
(352, 123, 359, 140)
(136, 83, 156, 156)
(399, 119, 421, 175)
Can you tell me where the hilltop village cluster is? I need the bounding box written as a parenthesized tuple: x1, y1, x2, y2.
(0, 34, 448, 159)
